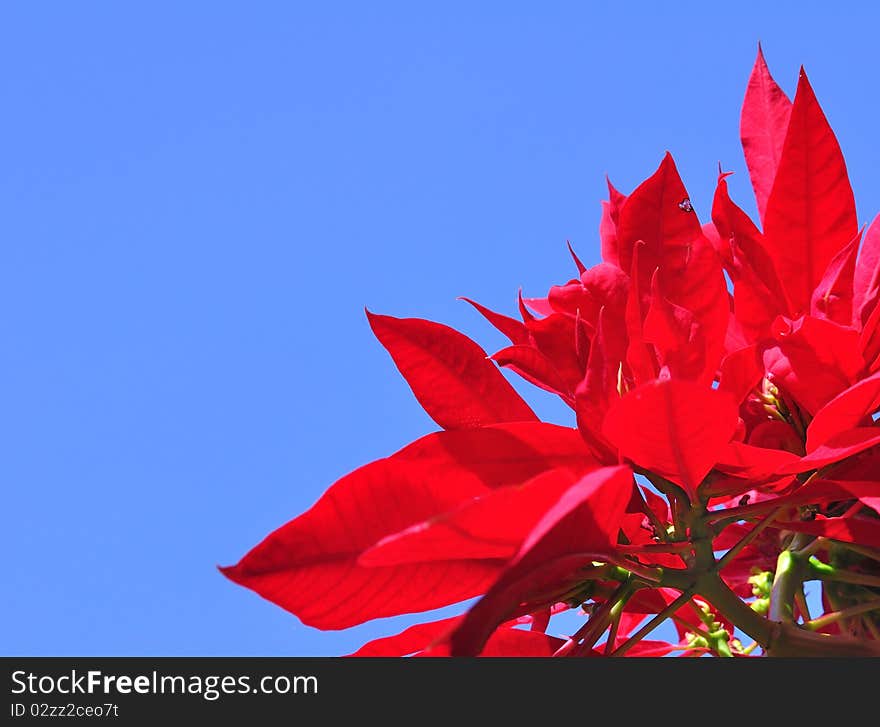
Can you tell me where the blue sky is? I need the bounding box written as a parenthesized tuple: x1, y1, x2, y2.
(3, 3, 879, 655)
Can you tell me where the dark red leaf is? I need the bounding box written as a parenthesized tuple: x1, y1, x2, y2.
(491, 345, 575, 403)
(602, 379, 739, 498)
(367, 311, 537, 429)
(762, 315, 864, 415)
(222, 422, 598, 629)
(762, 69, 858, 316)
(810, 229, 861, 326)
(854, 214, 880, 326)
(459, 297, 530, 346)
(719, 345, 763, 406)
(348, 616, 460, 656)
(449, 466, 634, 655)
(778, 427, 880, 474)
(740, 45, 793, 223)
(360, 468, 584, 566)
(806, 370, 880, 451)
(774, 515, 880, 548)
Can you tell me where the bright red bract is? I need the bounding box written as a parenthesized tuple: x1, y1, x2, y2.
(224, 48, 880, 657)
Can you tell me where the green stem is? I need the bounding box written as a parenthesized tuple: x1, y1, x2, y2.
(603, 591, 631, 656)
(768, 537, 810, 624)
(692, 572, 880, 656)
(806, 599, 880, 632)
(808, 557, 880, 589)
(610, 590, 693, 657)
(575, 581, 635, 654)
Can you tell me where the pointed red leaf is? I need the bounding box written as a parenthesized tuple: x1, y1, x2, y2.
(716, 441, 801, 480)
(367, 311, 537, 429)
(854, 213, 880, 325)
(861, 298, 880, 374)
(567, 240, 587, 275)
(616, 153, 703, 281)
(393, 421, 600, 486)
(459, 297, 530, 346)
(421, 626, 569, 657)
(624, 243, 659, 385)
(615, 155, 728, 380)
(577, 306, 627, 429)
(360, 468, 584, 566)
(449, 466, 634, 655)
(711, 173, 787, 325)
(762, 314, 864, 415)
(523, 312, 586, 393)
(778, 427, 880, 474)
(810, 229, 861, 325)
(348, 616, 460, 656)
(222, 422, 597, 629)
(220, 457, 498, 630)
(719, 345, 763, 406)
(602, 379, 739, 498)
(643, 269, 706, 382)
(475, 628, 568, 657)
(772, 478, 880, 508)
(762, 69, 858, 316)
(580, 262, 630, 317)
(599, 179, 627, 267)
(774, 515, 880, 548)
(740, 45, 793, 222)
(806, 370, 880, 451)
(491, 345, 574, 403)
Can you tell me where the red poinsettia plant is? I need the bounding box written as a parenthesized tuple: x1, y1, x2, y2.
(222, 49, 880, 657)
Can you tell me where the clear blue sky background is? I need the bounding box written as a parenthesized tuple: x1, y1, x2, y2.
(3, 3, 879, 656)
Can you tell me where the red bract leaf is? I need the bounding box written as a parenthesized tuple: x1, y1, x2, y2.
(616, 157, 728, 378)
(348, 616, 460, 656)
(469, 628, 567, 657)
(762, 69, 858, 316)
(220, 458, 498, 630)
(711, 174, 786, 336)
(740, 45, 792, 223)
(773, 478, 880, 508)
(806, 370, 880, 451)
(548, 279, 599, 321)
(715, 441, 801, 480)
(602, 379, 739, 498)
(861, 300, 880, 374)
(643, 269, 706, 382)
(581, 262, 630, 319)
(854, 213, 880, 325)
(719, 345, 763, 406)
(577, 307, 628, 433)
(222, 422, 597, 629)
(459, 297, 530, 346)
(600, 179, 627, 267)
(763, 315, 864, 415)
(778, 427, 880, 474)
(449, 466, 634, 656)
(624, 244, 658, 386)
(491, 345, 574, 404)
(360, 468, 584, 566)
(774, 515, 880, 548)
(524, 313, 587, 393)
(567, 240, 587, 275)
(367, 311, 537, 429)
(810, 229, 861, 325)
(616, 153, 703, 278)
(350, 617, 567, 657)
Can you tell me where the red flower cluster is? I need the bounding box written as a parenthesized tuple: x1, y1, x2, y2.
(223, 49, 880, 657)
